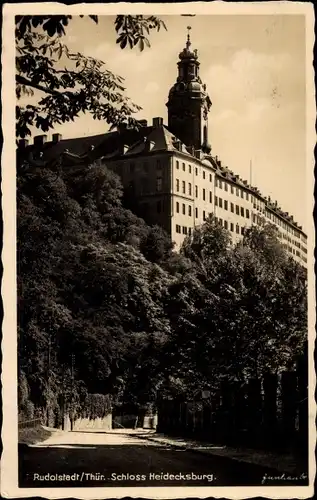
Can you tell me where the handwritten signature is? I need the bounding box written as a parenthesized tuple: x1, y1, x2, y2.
(262, 472, 308, 484)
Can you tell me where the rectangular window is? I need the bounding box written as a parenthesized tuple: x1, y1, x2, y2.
(236, 187, 239, 196)
(236, 224, 239, 234)
(219, 218, 223, 226)
(176, 224, 181, 233)
(241, 207, 245, 217)
(219, 197, 223, 208)
(182, 180, 186, 194)
(230, 223, 234, 232)
(240, 190, 243, 199)
(224, 220, 228, 229)
(231, 202, 234, 213)
(195, 207, 198, 218)
(231, 185, 234, 194)
(182, 226, 187, 235)
(236, 205, 239, 215)
(224, 200, 228, 210)
(246, 209, 250, 219)
(203, 210, 206, 221)
(246, 192, 249, 201)
(182, 162, 185, 171)
(195, 185, 198, 198)
(188, 227, 192, 236)
(157, 200, 161, 213)
(188, 183, 192, 196)
(189, 164, 192, 174)
(176, 201, 179, 213)
(182, 203, 186, 215)
(176, 179, 179, 192)
(188, 205, 192, 217)
(224, 183, 228, 192)
(176, 161, 179, 169)
(203, 188, 206, 201)
(209, 191, 212, 203)
(195, 167, 198, 176)
(253, 214, 256, 223)
(219, 180, 222, 189)
(209, 174, 212, 182)
(203, 170, 206, 179)
(215, 196, 218, 206)
(156, 177, 162, 191)
(241, 227, 245, 235)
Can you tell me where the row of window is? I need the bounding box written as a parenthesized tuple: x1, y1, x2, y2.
(176, 161, 213, 182)
(175, 224, 192, 235)
(215, 178, 257, 202)
(130, 159, 163, 174)
(215, 197, 250, 218)
(175, 179, 213, 201)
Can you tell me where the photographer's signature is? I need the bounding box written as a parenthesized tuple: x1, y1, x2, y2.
(262, 472, 308, 484)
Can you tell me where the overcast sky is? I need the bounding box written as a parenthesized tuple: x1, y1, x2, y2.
(23, 14, 308, 230)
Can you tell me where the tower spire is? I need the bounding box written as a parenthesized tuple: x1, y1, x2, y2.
(186, 26, 192, 49)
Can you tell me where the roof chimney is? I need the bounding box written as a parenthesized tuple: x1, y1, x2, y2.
(52, 133, 62, 143)
(34, 135, 47, 147)
(152, 117, 163, 128)
(18, 139, 29, 148)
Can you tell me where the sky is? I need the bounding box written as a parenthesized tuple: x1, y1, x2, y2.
(21, 14, 308, 230)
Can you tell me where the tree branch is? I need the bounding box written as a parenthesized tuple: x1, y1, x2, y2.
(16, 74, 66, 98)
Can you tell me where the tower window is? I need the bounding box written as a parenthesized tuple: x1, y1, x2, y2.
(156, 177, 162, 192)
(182, 203, 186, 215)
(182, 162, 185, 171)
(203, 188, 206, 201)
(176, 201, 179, 213)
(188, 183, 192, 196)
(176, 179, 179, 192)
(182, 180, 186, 194)
(195, 207, 198, 218)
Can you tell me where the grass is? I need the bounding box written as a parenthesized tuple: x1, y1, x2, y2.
(18, 425, 53, 445)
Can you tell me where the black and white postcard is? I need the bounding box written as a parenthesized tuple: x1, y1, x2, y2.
(1, 2, 315, 498)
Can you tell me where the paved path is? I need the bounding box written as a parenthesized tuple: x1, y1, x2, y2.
(19, 428, 308, 488)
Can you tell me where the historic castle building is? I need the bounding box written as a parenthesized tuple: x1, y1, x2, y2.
(18, 31, 307, 266)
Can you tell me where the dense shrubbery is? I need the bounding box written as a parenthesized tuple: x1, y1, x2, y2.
(18, 160, 307, 420)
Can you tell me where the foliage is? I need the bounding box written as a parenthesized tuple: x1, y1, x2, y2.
(16, 15, 166, 139)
